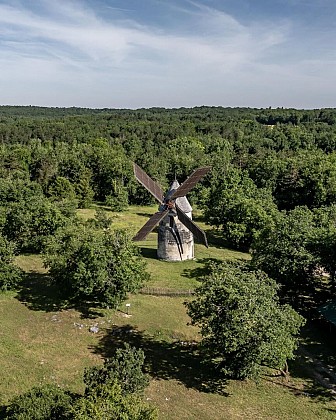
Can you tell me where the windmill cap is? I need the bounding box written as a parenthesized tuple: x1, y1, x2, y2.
(167, 180, 192, 213)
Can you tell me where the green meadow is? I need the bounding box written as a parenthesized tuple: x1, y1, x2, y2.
(0, 205, 334, 419)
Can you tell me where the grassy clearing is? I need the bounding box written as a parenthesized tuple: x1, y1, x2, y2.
(0, 206, 335, 418)
(78, 205, 249, 289)
(145, 378, 335, 420)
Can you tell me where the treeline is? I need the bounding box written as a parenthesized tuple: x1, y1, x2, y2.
(2, 106, 336, 205)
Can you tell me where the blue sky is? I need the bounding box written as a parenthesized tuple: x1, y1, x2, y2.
(0, 0, 335, 108)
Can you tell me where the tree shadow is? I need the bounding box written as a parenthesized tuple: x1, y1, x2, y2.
(279, 279, 334, 318)
(139, 246, 157, 259)
(277, 321, 336, 404)
(191, 213, 206, 223)
(0, 405, 6, 420)
(16, 271, 65, 312)
(182, 257, 227, 280)
(262, 374, 335, 405)
(204, 228, 232, 249)
(92, 324, 229, 396)
(15, 272, 104, 319)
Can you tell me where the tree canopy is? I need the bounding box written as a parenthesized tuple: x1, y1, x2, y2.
(44, 226, 149, 308)
(0, 233, 22, 291)
(186, 261, 305, 379)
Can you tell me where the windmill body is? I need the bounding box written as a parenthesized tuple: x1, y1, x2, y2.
(132, 163, 211, 261)
(157, 180, 194, 261)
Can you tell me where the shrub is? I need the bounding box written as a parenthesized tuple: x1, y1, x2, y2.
(69, 382, 157, 420)
(4, 384, 73, 419)
(84, 344, 149, 396)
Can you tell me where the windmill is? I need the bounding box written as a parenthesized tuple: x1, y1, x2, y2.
(132, 163, 211, 261)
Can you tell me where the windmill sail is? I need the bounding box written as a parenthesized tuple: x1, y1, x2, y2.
(176, 204, 208, 247)
(133, 163, 164, 203)
(133, 209, 169, 241)
(170, 167, 211, 199)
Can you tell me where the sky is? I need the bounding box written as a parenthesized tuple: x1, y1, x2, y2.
(0, 0, 336, 109)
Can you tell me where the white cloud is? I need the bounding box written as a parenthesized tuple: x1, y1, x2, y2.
(0, 0, 335, 107)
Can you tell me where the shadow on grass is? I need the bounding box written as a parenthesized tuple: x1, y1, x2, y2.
(93, 324, 229, 396)
(280, 280, 334, 319)
(16, 272, 104, 319)
(268, 319, 336, 404)
(0, 406, 6, 420)
(182, 257, 226, 280)
(265, 367, 336, 407)
(139, 246, 157, 259)
(204, 228, 232, 249)
(16, 272, 64, 312)
(136, 212, 156, 218)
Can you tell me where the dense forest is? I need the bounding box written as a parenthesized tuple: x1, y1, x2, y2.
(1, 105, 336, 417)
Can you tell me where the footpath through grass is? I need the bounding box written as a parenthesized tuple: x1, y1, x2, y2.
(0, 205, 334, 418)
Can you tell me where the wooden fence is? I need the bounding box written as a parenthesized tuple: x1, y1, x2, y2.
(139, 287, 195, 297)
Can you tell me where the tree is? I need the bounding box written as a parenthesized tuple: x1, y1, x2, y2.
(74, 170, 94, 208)
(204, 167, 278, 250)
(44, 227, 149, 308)
(47, 176, 76, 202)
(0, 234, 22, 291)
(105, 182, 128, 212)
(3, 197, 74, 252)
(309, 205, 336, 291)
(0, 177, 43, 205)
(186, 260, 305, 379)
(252, 206, 319, 295)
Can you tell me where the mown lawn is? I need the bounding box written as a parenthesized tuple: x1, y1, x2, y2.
(0, 205, 334, 418)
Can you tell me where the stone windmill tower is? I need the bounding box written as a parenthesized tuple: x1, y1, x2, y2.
(132, 163, 211, 261)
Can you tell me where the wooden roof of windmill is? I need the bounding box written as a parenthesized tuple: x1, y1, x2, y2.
(167, 180, 192, 213)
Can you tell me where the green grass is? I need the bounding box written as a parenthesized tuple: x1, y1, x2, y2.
(78, 205, 249, 289)
(0, 205, 334, 418)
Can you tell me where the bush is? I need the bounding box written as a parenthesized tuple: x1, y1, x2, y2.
(86, 208, 113, 230)
(69, 382, 157, 420)
(4, 384, 73, 419)
(84, 344, 149, 396)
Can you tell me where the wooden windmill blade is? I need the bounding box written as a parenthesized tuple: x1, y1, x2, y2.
(175, 204, 209, 248)
(133, 162, 164, 203)
(133, 209, 169, 241)
(170, 166, 211, 199)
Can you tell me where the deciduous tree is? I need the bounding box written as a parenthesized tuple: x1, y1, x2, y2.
(0, 234, 22, 291)
(44, 227, 149, 308)
(186, 261, 304, 379)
